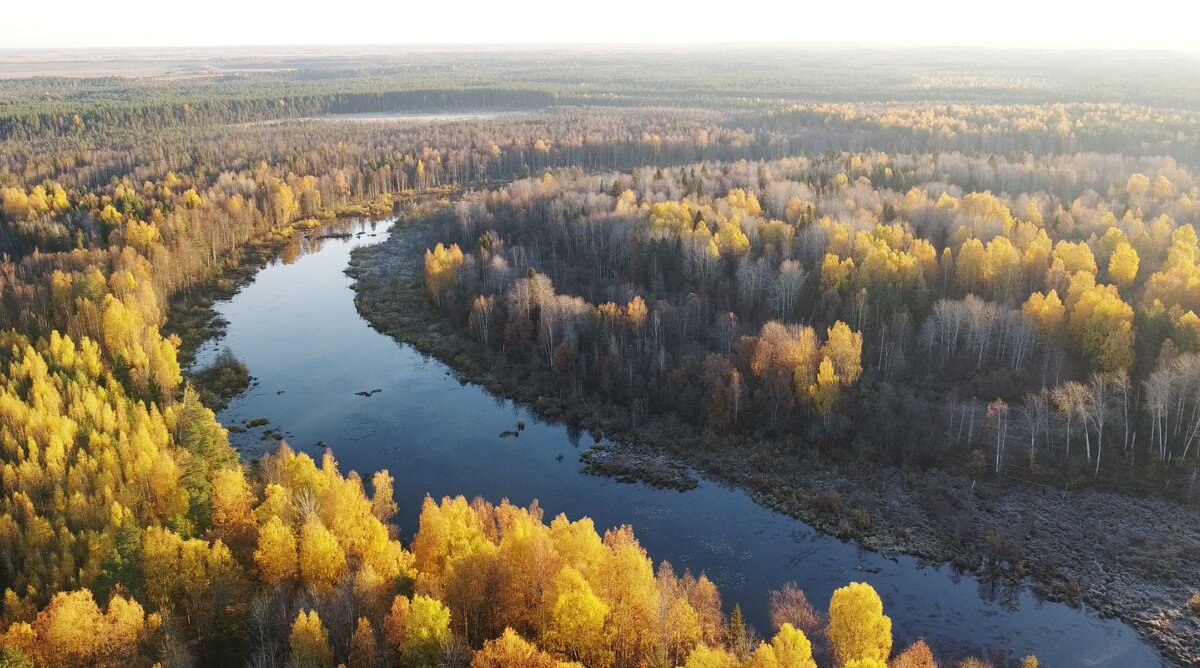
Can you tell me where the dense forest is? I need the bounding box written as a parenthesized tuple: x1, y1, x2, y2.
(1, 47, 1199, 666)
(421, 151, 1200, 492)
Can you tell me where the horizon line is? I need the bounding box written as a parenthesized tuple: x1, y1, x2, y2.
(2, 42, 1199, 55)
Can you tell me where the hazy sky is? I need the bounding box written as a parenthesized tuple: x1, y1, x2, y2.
(3, 0, 1198, 51)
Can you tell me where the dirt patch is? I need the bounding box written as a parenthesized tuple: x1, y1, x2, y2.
(580, 443, 699, 491)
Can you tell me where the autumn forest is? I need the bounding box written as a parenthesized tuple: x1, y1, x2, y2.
(1, 46, 1200, 667)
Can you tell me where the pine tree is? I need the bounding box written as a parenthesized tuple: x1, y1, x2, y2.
(726, 603, 749, 659)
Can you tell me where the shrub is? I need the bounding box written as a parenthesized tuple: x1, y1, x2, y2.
(813, 490, 843, 515)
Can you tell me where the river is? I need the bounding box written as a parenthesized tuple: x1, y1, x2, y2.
(190, 219, 1164, 667)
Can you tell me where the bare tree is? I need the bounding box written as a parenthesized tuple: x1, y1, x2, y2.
(988, 399, 1010, 474)
(1052, 381, 1088, 466)
(1021, 389, 1049, 468)
(469, 295, 495, 347)
(1085, 372, 1115, 477)
(1144, 354, 1200, 463)
(769, 259, 807, 321)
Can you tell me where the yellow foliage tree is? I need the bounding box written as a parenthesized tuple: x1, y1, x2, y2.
(664, 598, 703, 666)
(1022, 230, 1051, 280)
(1176, 311, 1200, 352)
(626, 295, 649, 331)
(1152, 174, 1173, 198)
(1051, 240, 1097, 276)
(688, 574, 725, 647)
(254, 515, 298, 585)
(821, 253, 856, 292)
(289, 609, 333, 668)
(404, 594, 451, 666)
(809, 357, 841, 416)
(955, 238, 986, 292)
(371, 470, 399, 522)
(828, 582, 892, 667)
(683, 645, 742, 668)
(271, 180, 299, 227)
(122, 220, 159, 255)
(890, 638, 936, 668)
(348, 617, 378, 668)
(822, 321, 863, 385)
(1107, 241, 1139, 287)
(716, 221, 751, 256)
(472, 628, 559, 668)
(726, 188, 763, 216)
(211, 467, 256, 550)
(381, 594, 411, 656)
(1126, 173, 1150, 197)
(746, 623, 817, 668)
(596, 526, 659, 666)
(299, 518, 346, 592)
(424, 243, 465, 304)
(3, 590, 156, 667)
(984, 235, 1021, 299)
(1065, 273, 1135, 372)
(30, 590, 104, 665)
(141, 526, 240, 617)
(549, 514, 608, 579)
(1021, 290, 1065, 340)
(844, 659, 888, 668)
(0, 187, 31, 220)
(1143, 224, 1200, 314)
(412, 495, 492, 588)
(543, 565, 611, 666)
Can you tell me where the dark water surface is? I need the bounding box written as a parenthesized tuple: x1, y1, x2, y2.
(192, 220, 1164, 667)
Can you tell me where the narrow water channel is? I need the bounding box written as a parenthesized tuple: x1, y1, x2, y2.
(190, 219, 1164, 666)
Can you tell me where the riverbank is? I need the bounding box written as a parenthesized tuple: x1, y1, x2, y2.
(347, 213, 1200, 667)
(166, 192, 453, 404)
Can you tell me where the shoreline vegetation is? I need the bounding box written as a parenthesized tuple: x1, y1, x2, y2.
(348, 211, 1200, 666)
(167, 191, 453, 390)
(3, 46, 1200, 667)
(5, 169, 930, 666)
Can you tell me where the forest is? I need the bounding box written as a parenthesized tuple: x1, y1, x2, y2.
(420, 150, 1200, 491)
(1, 47, 1199, 666)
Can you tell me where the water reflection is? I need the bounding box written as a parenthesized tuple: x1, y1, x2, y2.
(977, 578, 1023, 611)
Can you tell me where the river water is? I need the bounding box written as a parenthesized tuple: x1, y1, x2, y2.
(191, 219, 1164, 667)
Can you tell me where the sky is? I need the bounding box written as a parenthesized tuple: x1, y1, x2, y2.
(2, 0, 1198, 51)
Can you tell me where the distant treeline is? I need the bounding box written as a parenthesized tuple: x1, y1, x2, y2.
(0, 87, 561, 140)
(4, 47, 1200, 143)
